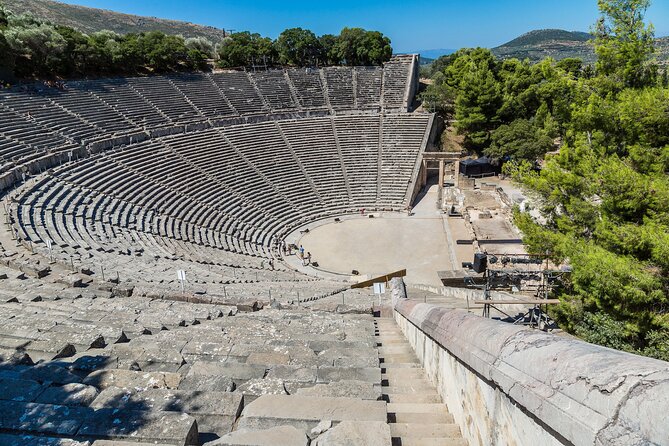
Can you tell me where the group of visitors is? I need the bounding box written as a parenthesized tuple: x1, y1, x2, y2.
(298, 245, 312, 266)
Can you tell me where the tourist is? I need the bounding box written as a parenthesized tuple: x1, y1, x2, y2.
(306, 252, 312, 265)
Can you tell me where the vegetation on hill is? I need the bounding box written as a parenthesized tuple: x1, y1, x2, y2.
(0, 0, 392, 81)
(490, 27, 669, 65)
(424, 0, 669, 360)
(2, 0, 228, 41)
(0, 2, 215, 79)
(499, 29, 592, 47)
(217, 27, 392, 68)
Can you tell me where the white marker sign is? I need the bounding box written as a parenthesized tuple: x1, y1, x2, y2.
(373, 282, 386, 295)
(177, 270, 186, 292)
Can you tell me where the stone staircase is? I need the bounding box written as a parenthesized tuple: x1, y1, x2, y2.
(375, 317, 467, 446)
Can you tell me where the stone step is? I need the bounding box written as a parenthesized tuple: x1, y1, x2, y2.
(394, 437, 468, 446)
(381, 363, 421, 369)
(0, 400, 198, 445)
(388, 403, 449, 415)
(383, 368, 426, 378)
(383, 377, 433, 388)
(237, 395, 387, 432)
(379, 346, 415, 355)
(383, 385, 438, 394)
(381, 368, 434, 389)
(317, 366, 381, 384)
(380, 354, 419, 363)
(390, 422, 462, 438)
(91, 387, 244, 438)
(384, 393, 441, 403)
(392, 411, 455, 424)
(377, 338, 406, 342)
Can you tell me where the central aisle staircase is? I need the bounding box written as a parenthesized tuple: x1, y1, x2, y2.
(375, 317, 467, 446)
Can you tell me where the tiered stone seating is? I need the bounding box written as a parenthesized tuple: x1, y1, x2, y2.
(13, 113, 429, 278)
(382, 54, 414, 110)
(0, 90, 100, 143)
(355, 66, 383, 109)
(286, 68, 327, 109)
(278, 117, 350, 207)
(323, 67, 355, 109)
(208, 71, 267, 115)
(381, 114, 432, 204)
(169, 73, 237, 117)
(0, 106, 73, 172)
(333, 115, 381, 204)
(86, 78, 170, 128)
(127, 76, 204, 123)
(248, 70, 298, 111)
(43, 86, 137, 135)
(0, 270, 383, 445)
(0, 57, 434, 446)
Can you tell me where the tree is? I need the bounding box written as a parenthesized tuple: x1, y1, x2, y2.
(317, 34, 339, 65)
(486, 118, 555, 161)
(53, 25, 89, 75)
(216, 31, 276, 68)
(86, 30, 121, 73)
(556, 57, 584, 77)
(0, 33, 14, 81)
(4, 20, 66, 77)
(185, 37, 215, 58)
(275, 28, 321, 66)
(0, 3, 8, 29)
(331, 28, 391, 66)
(594, 0, 656, 88)
(454, 54, 502, 149)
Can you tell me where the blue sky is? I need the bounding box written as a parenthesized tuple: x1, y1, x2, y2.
(61, 0, 669, 52)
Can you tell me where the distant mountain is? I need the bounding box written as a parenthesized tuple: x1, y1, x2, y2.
(492, 29, 596, 63)
(2, 0, 229, 42)
(500, 29, 592, 47)
(492, 28, 669, 66)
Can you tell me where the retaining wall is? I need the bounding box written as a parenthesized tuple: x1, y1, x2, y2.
(390, 278, 669, 446)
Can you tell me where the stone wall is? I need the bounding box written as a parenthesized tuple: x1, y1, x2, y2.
(406, 113, 435, 206)
(404, 54, 420, 112)
(389, 278, 669, 446)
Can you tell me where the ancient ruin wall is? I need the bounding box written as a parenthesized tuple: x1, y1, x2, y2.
(390, 278, 669, 446)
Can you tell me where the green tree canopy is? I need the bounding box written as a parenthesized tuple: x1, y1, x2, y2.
(485, 118, 555, 161)
(216, 31, 277, 68)
(331, 28, 391, 66)
(594, 0, 656, 89)
(275, 27, 321, 66)
(317, 34, 339, 65)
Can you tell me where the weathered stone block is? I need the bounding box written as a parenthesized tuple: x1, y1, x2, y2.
(311, 420, 391, 446)
(203, 425, 308, 446)
(84, 369, 182, 390)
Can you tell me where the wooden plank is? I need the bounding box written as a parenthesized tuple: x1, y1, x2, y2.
(351, 269, 407, 289)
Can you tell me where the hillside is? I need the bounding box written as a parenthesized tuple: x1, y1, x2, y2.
(492, 28, 669, 65)
(2, 0, 228, 41)
(492, 29, 597, 63)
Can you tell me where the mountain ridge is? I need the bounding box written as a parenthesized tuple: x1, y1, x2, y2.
(1, 0, 229, 42)
(491, 28, 668, 65)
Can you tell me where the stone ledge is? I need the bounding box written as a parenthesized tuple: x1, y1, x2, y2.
(393, 291, 669, 446)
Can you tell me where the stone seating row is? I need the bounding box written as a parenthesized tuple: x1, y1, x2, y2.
(0, 56, 411, 141)
(14, 114, 430, 272)
(0, 286, 382, 445)
(382, 55, 414, 110)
